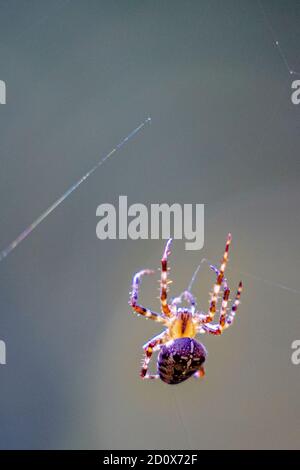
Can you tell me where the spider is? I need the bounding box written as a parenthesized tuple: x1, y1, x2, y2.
(129, 234, 243, 384)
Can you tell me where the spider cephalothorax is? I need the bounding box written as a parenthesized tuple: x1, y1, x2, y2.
(129, 234, 243, 384)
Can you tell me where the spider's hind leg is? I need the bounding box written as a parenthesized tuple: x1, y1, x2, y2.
(140, 332, 169, 379)
(194, 366, 205, 379)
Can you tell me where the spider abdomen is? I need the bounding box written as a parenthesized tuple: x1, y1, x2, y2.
(157, 338, 207, 385)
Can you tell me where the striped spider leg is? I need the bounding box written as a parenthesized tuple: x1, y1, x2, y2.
(130, 267, 170, 379)
(199, 233, 232, 324)
(130, 269, 167, 324)
(198, 281, 243, 335)
(160, 238, 173, 317)
(195, 235, 243, 335)
(140, 331, 170, 379)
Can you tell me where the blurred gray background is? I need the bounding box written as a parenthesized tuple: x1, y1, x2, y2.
(0, 0, 299, 450)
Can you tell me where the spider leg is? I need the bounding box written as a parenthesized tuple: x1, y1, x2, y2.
(200, 281, 243, 335)
(140, 331, 169, 379)
(224, 281, 243, 328)
(193, 265, 228, 324)
(219, 287, 231, 328)
(209, 265, 228, 290)
(202, 233, 232, 323)
(130, 270, 167, 324)
(193, 366, 205, 379)
(194, 285, 230, 333)
(160, 238, 173, 317)
(209, 265, 230, 326)
(192, 265, 226, 323)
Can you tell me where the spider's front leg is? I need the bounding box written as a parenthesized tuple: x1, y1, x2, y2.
(160, 239, 173, 317)
(140, 332, 169, 379)
(130, 270, 167, 324)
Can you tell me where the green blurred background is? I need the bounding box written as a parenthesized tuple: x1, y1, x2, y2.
(0, 0, 299, 449)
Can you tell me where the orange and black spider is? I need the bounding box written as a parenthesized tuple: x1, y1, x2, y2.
(129, 234, 243, 384)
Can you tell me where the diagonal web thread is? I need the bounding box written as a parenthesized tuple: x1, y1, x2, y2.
(0, 117, 151, 263)
(258, 0, 300, 76)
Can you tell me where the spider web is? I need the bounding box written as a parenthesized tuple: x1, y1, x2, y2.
(258, 0, 300, 77)
(0, 117, 151, 263)
(188, 258, 300, 301)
